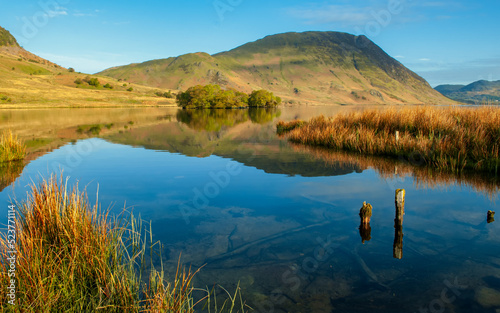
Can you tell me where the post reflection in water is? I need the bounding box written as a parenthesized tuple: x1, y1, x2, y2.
(359, 201, 373, 244)
(393, 189, 405, 260)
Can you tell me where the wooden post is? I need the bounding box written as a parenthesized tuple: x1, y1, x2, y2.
(487, 210, 495, 223)
(395, 131, 400, 142)
(359, 202, 373, 244)
(393, 189, 405, 260)
(395, 189, 405, 218)
(359, 201, 373, 224)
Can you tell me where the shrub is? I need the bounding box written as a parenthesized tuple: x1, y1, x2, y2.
(127, 87, 133, 92)
(88, 78, 100, 87)
(176, 84, 279, 109)
(156, 91, 175, 98)
(248, 89, 281, 107)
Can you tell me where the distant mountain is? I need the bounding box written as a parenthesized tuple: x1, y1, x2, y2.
(435, 80, 500, 104)
(100, 31, 453, 105)
(434, 84, 465, 94)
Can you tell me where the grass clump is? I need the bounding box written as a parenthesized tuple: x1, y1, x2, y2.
(0, 130, 26, 163)
(277, 106, 500, 173)
(276, 120, 305, 135)
(0, 175, 140, 311)
(0, 174, 250, 312)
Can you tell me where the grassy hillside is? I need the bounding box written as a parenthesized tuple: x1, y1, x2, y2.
(0, 26, 19, 47)
(101, 31, 455, 106)
(0, 27, 176, 108)
(435, 80, 500, 104)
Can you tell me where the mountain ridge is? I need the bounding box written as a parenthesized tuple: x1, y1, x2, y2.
(100, 31, 454, 105)
(0, 26, 176, 107)
(435, 80, 500, 104)
(0, 26, 19, 47)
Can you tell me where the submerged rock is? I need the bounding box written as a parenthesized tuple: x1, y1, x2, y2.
(475, 286, 500, 308)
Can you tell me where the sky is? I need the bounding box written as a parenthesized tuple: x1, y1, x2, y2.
(1, 0, 499, 87)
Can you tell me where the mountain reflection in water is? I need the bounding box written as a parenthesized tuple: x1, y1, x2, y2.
(1, 106, 499, 313)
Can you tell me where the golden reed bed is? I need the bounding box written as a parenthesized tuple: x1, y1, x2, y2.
(278, 106, 500, 174)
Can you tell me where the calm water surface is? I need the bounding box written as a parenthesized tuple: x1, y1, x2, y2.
(1, 106, 499, 313)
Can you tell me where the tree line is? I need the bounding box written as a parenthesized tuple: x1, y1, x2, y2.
(176, 84, 282, 109)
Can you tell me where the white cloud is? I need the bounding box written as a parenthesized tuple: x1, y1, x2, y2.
(47, 7, 68, 17)
(419, 1, 448, 7)
(73, 9, 101, 17)
(34, 52, 126, 74)
(73, 13, 95, 17)
(419, 58, 431, 61)
(285, 1, 463, 27)
(403, 57, 500, 86)
(114, 21, 131, 26)
(286, 4, 379, 26)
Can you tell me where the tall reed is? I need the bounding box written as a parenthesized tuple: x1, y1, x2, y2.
(0, 130, 26, 163)
(0, 174, 250, 312)
(278, 106, 500, 174)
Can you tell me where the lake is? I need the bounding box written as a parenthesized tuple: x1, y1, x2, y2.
(1, 106, 499, 312)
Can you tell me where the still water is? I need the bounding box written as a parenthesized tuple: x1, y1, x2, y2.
(1, 106, 499, 312)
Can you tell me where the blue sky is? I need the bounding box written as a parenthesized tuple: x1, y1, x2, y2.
(1, 0, 499, 86)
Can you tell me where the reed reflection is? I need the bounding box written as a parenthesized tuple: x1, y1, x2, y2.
(0, 161, 25, 192)
(290, 143, 500, 199)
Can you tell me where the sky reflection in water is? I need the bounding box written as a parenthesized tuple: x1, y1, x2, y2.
(1, 107, 499, 312)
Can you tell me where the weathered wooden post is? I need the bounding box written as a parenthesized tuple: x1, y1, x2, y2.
(359, 202, 373, 244)
(359, 201, 372, 224)
(393, 189, 405, 259)
(394, 131, 400, 175)
(487, 210, 495, 223)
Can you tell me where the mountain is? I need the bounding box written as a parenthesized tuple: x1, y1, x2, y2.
(0, 26, 60, 67)
(100, 31, 453, 105)
(435, 80, 500, 104)
(0, 26, 175, 107)
(0, 26, 19, 47)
